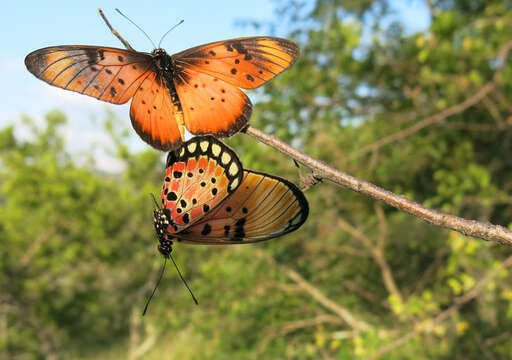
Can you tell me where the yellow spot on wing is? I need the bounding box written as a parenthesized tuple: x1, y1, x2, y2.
(221, 152, 231, 165)
(229, 162, 239, 176)
(187, 142, 197, 152)
(230, 178, 239, 190)
(211, 144, 221, 156)
(200, 141, 209, 152)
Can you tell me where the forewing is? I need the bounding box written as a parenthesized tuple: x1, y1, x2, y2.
(177, 170, 309, 244)
(129, 72, 183, 150)
(172, 37, 299, 89)
(174, 68, 252, 138)
(25, 46, 153, 104)
(161, 136, 243, 233)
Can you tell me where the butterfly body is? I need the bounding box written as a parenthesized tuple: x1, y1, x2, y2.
(26, 37, 298, 151)
(153, 136, 308, 257)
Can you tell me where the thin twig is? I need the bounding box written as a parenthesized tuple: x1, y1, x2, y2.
(440, 121, 512, 131)
(342, 280, 389, 308)
(259, 314, 344, 354)
(336, 218, 403, 303)
(366, 254, 512, 359)
(350, 40, 512, 160)
(19, 228, 55, 269)
(98, 8, 135, 51)
(350, 81, 495, 159)
(425, 0, 437, 17)
(482, 96, 505, 125)
(244, 125, 512, 246)
(255, 249, 372, 331)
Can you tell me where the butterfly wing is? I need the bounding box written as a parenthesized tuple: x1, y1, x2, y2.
(171, 37, 298, 138)
(173, 69, 252, 138)
(25, 46, 153, 104)
(129, 72, 183, 150)
(177, 170, 309, 244)
(161, 136, 243, 233)
(172, 37, 299, 89)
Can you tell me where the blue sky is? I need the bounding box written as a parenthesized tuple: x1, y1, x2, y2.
(0, 0, 430, 172)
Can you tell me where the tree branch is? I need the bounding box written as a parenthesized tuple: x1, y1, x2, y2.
(350, 81, 495, 159)
(98, 8, 135, 51)
(244, 125, 512, 246)
(255, 249, 372, 331)
(336, 217, 403, 304)
(349, 39, 512, 160)
(259, 314, 345, 353)
(425, 0, 437, 17)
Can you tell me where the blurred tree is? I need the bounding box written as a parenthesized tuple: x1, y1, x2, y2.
(4, 0, 512, 359)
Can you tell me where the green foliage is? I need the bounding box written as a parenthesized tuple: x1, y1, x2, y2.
(4, 0, 512, 358)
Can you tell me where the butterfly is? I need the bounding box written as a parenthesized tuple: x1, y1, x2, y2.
(153, 135, 309, 257)
(25, 33, 299, 151)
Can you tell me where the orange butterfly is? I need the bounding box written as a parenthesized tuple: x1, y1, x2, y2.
(153, 135, 309, 257)
(25, 15, 298, 151)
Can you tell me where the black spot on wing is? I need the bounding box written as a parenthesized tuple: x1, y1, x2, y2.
(231, 217, 246, 241)
(201, 223, 212, 235)
(183, 213, 190, 224)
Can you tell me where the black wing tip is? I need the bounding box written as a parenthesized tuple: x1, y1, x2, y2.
(189, 101, 252, 140)
(130, 116, 183, 152)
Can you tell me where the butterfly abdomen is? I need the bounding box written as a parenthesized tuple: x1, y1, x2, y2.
(151, 49, 186, 140)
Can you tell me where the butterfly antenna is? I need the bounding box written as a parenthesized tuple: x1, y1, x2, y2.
(142, 258, 167, 316)
(150, 193, 160, 209)
(169, 253, 199, 305)
(115, 8, 157, 49)
(158, 20, 185, 48)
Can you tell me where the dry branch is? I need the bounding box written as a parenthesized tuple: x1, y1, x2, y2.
(349, 40, 512, 160)
(255, 249, 372, 331)
(244, 125, 512, 246)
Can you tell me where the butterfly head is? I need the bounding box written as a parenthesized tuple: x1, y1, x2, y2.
(151, 48, 173, 71)
(153, 208, 174, 258)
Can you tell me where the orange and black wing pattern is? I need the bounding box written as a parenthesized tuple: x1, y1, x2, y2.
(25, 46, 153, 104)
(25, 37, 300, 151)
(174, 69, 252, 138)
(160, 136, 243, 233)
(178, 170, 309, 244)
(129, 72, 183, 150)
(173, 37, 299, 89)
(172, 36, 299, 138)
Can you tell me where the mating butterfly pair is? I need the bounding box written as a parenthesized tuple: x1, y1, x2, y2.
(25, 30, 298, 151)
(154, 136, 309, 256)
